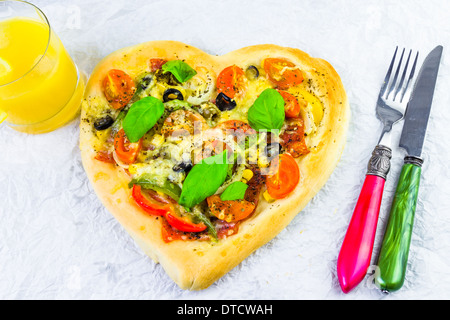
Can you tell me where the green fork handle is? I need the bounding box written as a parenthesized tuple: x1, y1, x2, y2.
(375, 156, 423, 292)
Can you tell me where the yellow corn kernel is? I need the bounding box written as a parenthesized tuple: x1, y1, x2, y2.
(263, 190, 276, 203)
(242, 169, 254, 182)
(258, 154, 270, 168)
(151, 134, 165, 147)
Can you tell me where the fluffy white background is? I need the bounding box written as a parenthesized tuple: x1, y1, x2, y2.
(1, 0, 450, 299)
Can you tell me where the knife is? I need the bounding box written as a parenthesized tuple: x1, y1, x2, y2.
(375, 45, 443, 292)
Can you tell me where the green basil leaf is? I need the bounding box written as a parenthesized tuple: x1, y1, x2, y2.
(179, 151, 229, 208)
(162, 60, 197, 83)
(220, 181, 248, 201)
(248, 88, 285, 131)
(122, 96, 164, 142)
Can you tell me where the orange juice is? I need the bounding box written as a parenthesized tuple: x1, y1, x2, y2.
(0, 17, 84, 133)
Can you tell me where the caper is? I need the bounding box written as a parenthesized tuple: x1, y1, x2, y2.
(94, 115, 114, 130)
(194, 102, 221, 127)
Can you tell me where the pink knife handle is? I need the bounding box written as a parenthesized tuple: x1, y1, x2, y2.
(337, 175, 386, 293)
(337, 145, 392, 293)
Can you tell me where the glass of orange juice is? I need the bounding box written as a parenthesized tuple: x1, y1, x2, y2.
(0, 0, 85, 134)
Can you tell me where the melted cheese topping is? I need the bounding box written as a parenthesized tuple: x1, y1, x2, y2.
(228, 75, 273, 121)
(86, 61, 325, 191)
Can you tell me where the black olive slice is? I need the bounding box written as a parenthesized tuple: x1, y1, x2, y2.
(172, 160, 193, 173)
(264, 142, 282, 160)
(215, 92, 237, 111)
(94, 115, 114, 130)
(140, 75, 153, 90)
(163, 88, 184, 102)
(245, 65, 259, 79)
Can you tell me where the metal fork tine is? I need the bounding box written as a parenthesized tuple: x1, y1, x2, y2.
(394, 49, 412, 101)
(379, 46, 398, 97)
(387, 48, 405, 99)
(400, 51, 419, 103)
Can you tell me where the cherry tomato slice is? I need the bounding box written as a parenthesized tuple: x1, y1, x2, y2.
(263, 58, 303, 89)
(164, 210, 207, 233)
(207, 195, 256, 222)
(103, 69, 136, 109)
(279, 119, 310, 158)
(215, 120, 256, 136)
(216, 65, 247, 99)
(94, 150, 115, 163)
(285, 140, 309, 158)
(266, 153, 300, 199)
(114, 128, 142, 165)
(149, 58, 168, 72)
(132, 185, 169, 216)
(277, 90, 301, 118)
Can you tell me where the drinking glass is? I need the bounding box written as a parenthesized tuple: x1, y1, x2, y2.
(0, 0, 85, 134)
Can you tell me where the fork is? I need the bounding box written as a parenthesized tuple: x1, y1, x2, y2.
(337, 47, 419, 293)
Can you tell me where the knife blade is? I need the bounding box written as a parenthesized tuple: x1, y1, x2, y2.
(375, 45, 443, 292)
(399, 45, 443, 158)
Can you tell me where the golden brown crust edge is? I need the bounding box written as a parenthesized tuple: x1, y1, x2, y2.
(79, 41, 350, 290)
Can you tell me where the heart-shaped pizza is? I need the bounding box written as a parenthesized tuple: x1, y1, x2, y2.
(79, 41, 349, 290)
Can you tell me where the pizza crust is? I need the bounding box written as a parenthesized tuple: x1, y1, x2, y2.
(79, 41, 350, 290)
